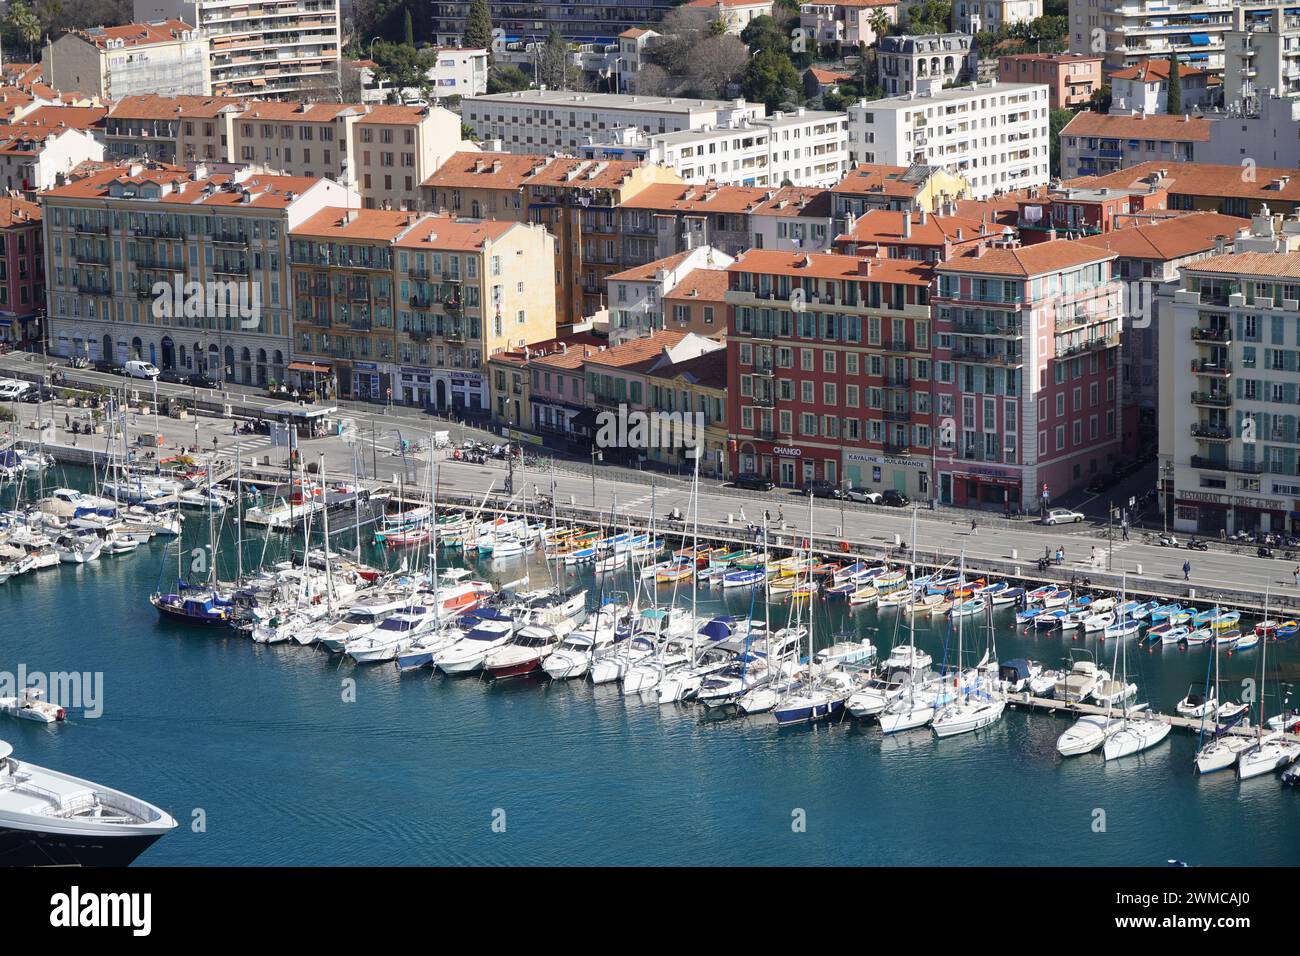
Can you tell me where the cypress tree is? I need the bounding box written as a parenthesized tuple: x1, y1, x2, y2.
(403, 7, 415, 47)
(1166, 54, 1182, 114)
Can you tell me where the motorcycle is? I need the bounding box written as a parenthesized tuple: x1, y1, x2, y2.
(1187, 538, 1208, 551)
(1258, 546, 1276, 559)
(1157, 534, 1180, 547)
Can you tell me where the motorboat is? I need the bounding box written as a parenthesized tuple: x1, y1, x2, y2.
(482, 627, 561, 679)
(0, 739, 177, 865)
(0, 688, 66, 723)
(1176, 686, 1217, 719)
(1054, 660, 1107, 703)
(814, 638, 876, 667)
(882, 644, 932, 672)
(541, 603, 630, 680)
(347, 604, 441, 663)
(315, 592, 414, 652)
(427, 610, 517, 673)
(845, 670, 907, 718)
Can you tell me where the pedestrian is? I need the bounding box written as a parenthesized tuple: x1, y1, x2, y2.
(1183, 560, 1192, 581)
(777, 507, 784, 525)
(1293, 564, 1299, 586)
(970, 518, 978, 535)
(764, 509, 771, 524)
(1090, 546, 1098, 566)
(1121, 520, 1129, 542)
(739, 506, 747, 523)
(1055, 546, 1064, 565)
(64, 413, 70, 430)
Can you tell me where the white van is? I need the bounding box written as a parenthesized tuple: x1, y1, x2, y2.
(124, 360, 160, 379)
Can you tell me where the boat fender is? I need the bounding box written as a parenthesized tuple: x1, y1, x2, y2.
(840, 541, 849, 552)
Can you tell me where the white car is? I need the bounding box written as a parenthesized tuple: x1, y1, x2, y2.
(844, 487, 882, 504)
(1042, 508, 1085, 526)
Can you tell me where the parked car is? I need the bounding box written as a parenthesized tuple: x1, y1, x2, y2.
(186, 372, 220, 389)
(732, 473, 775, 492)
(844, 486, 883, 504)
(881, 490, 910, 507)
(0, 379, 34, 401)
(1042, 507, 1085, 526)
(803, 480, 842, 499)
(157, 369, 185, 384)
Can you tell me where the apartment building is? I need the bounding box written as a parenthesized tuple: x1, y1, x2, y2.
(617, 182, 765, 262)
(350, 106, 470, 211)
(133, 0, 341, 99)
(356, 48, 490, 104)
(663, 267, 729, 339)
(829, 163, 970, 223)
(0, 198, 43, 347)
(878, 34, 977, 98)
(1162, 209, 1300, 534)
(42, 20, 209, 100)
(614, 28, 660, 94)
(834, 206, 1014, 262)
(997, 52, 1103, 110)
(932, 241, 1122, 509)
(644, 347, 729, 476)
(43, 162, 355, 381)
(0, 119, 104, 195)
(102, 94, 238, 164)
(1064, 160, 1300, 218)
(954, 0, 1041, 33)
(461, 90, 766, 154)
(528, 337, 605, 447)
(606, 246, 734, 343)
(799, 0, 899, 48)
(1077, 211, 1248, 441)
(430, 0, 677, 45)
(1058, 111, 1216, 179)
(682, 0, 774, 33)
(1223, 5, 1300, 110)
(289, 208, 557, 409)
(1109, 58, 1215, 114)
(634, 109, 849, 188)
(420, 151, 545, 221)
(726, 251, 936, 494)
(846, 82, 1050, 200)
(749, 186, 836, 253)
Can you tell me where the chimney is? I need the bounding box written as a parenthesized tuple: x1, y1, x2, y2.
(919, 208, 928, 225)
(1213, 234, 1226, 254)
(902, 214, 912, 239)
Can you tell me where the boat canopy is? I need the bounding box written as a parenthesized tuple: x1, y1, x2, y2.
(641, 608, 670, 621)
(698, 618, 736, 640)
(998, 659, 1033, 683)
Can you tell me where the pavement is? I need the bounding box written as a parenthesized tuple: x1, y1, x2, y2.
(2, 349, 1293, 600)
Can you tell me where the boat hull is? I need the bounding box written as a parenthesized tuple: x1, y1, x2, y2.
(0, 822, 167, 867)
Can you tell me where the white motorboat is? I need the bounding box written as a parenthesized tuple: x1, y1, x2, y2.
(429, 612, 517, 673)
(882, 644, 932, 672)
(814, 638, 876, 667)
(482, 627, 561, 678)
(1090, 676, 1138, 708)
(315, 592, 413, 652)
(542, 603, 629, 680)
(1176, 686, 1217, 719)
(0, 688, 66, 723)
(846, 671, 907, 717)
(1054, 660, 1107, 703)
(347, 604, 441, 663)
(623, 636, 694, 695)
(55, 533, 102, 564)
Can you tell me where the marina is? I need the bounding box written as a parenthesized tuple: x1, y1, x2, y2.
(3, 452, 1300, 866)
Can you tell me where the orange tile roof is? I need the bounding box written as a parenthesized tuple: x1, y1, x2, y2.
(619, 181, 770, 213)
(108, 94, 241, 120)
(291, 207, 413, 242)
(1061, 110, 1215, 142)
(938, 239, 1115, 276)
(665, 268, 729, 302)
(525, 157, 646, 191)
(395, 215, 516, 250)
(808, 67, 855, 85)
(531, 340, 606, 369)
(421, 151, 551, 190)
(730, 249, 934, 284)
(494, 332, 603, 366)
(0, 196, 40, 228)
(650, 348, 726, 389)
(748, 186, 833, 218)
(355, 105, 435, 126)
(1063, 160, 1300, 204)
(1075, 211, 1246, 261)
(1111, 59, 1205, 82)
(239, 101, 360, 122)
(74, 20, 196, 49)
(17, 105, 106, 130)
(41, 162, 322, 209)
(832, 163, 930, 199)
(839, 209, 1001, 246)
(0, 122, 90, 155)
(619, 28, 654, 38)
(583, 330, 690, 370)
(1184, 251, 1300, 279)
(608, 249, 695, 282)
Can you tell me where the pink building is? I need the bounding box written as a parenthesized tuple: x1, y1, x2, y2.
(997, 53, 1103, 111)
(932, 241, 1121, 512)
(0, 196, 42, 347)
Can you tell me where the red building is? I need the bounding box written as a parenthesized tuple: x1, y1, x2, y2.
(725, 249, 937, 497)
(0, 196, 42, 347)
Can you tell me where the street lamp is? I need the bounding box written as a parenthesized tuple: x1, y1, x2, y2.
(591, 448, 602, 508)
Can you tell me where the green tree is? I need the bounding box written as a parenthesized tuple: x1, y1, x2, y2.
(867, 7, 891, 41)
(403, 6, 415, 46)
(740, 14, 785, 55)
(464, 0, 495, 63)
(742, 48, 802, 112)
(1048, 107, 1072, 177)
(6, 0, 41, 60)
(538, 29, 570, 90)
(1167, 54, 1182, 114)
(487, 63, 531, 94)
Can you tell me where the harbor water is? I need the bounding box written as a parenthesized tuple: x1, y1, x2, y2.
(3, 467, 1299, 866)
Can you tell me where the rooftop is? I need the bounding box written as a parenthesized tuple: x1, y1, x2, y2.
(938, 239, 1116, 277)
(395, 215, 517, 250)
(1076, 211, 1246, 260)
(1184, 251, 1300, 280)
(72, 19, 196, 49)
(583, 330, 691, 370)
(730, 249, 934, 284)
(832, 163, 937, 199)
(466, 89, 753, 114)
(650, 348, 727, 390)
(1111, 59, 1206, 82)
(0, 196, 40, 228)
(1063, 160, 1300, 204)
(291, 207, 413, 242)
(41, 162, 323, 210)
(861, 80, 1046, 109)
(608, 250, 696, 282)
(664, 268, 729, 301)
(1060, 110, 1216, 142)
(421, 151, 550, 190)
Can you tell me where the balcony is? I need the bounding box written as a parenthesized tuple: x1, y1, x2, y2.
(884, 407, 912, 422)
(953, 347, 1023, 365)
(884, 373, 911, 388)
(136, 259, 184, 272)
(75, 252, 111, 266)
(740, 324, 778, 341)
(884, 339, 911, 352)
(953, 321, 1020, 337)
(1190, 455, 1262, 474)
(883, 439, 910, 455)
(751, 392, 775, 407)
(1191, 326, 1232, 344)
(212, 232, 249, 246)
(753, 427, 778, 441)
(74, 223, 108, 236)
(212, 262, 249, 276)
(445, 328, 466, 343)
(75, 281, 112, 295)
(1191, 359, 1231, 377)
(591, 392, 623, 409)
(753, 363, 775, 377)
(444, 298, 463, 315)
(1190, 390, 1232, 408)
(1191, 423, 1232, 442)
(410, 294, 432, 309)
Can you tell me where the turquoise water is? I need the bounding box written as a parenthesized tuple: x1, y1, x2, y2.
(2, 468, 1298, 866)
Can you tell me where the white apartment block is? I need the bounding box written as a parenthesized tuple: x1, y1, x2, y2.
(878, 33, 977, 97)
(955, 0, 1042, 33)
(0, 126, 105, 195)
(133, 0, 341, 99)
(1163, 208, 1300, 535)
(631, 109, 848, 188)
(42, 162, 358, 382)
(1067, 0, 1249, 76)
(358, 48, 490, 103)
(42, 20, 209, 100)
(846, 81, 1050, 199)
(461, 90, 766, 154)
(1222, 6, 1300, 111)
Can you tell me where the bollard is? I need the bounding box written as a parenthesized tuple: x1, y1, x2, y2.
(893, 533, 901, 547)
(727, 513, 734, 524)
(1135, 563, 1142, 575)
(1189, 588, 1196, 598)
(1011, 548, 1017, 560)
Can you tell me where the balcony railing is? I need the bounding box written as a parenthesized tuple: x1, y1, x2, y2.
(1190, 455, 1262, 474)
(883, 440, 910, 454)
(1191, 423, 1232, 442)
(1191, 326, 1232, 344)
(884, 374, 911, 388)
(1190, 390, 1232, 407)
(751, 392, 775, 407)
(1191, 359, 1232, 377)
(884, 408, 912, 422)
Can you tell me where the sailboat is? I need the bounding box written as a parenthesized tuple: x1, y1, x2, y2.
(878, 592, 949, 734)
(1237, 618, 1300, 779)
(930, 553, 1005, 738)
(1195, 630, 1255, 774)
(1102, 631, 1170, 761)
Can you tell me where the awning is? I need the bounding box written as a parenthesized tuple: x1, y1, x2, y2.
(1189, 33, 1210, 45)
(288, 361, 330, 373)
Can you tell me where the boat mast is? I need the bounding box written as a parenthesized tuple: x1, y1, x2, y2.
(235, 439, 243, 584)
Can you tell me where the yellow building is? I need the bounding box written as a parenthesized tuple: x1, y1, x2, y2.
(645, 348, 729, 478)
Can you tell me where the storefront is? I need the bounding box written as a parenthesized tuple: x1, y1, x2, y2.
(350, 362, 389, 403)
(397, 366, 434, 407)
(843, 450, 929, 498)
(942, 464, 1022, 511)
(735, 441, 837, 488)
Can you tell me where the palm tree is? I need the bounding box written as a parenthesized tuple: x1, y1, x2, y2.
(867, 8, 891, 41)
(6, 0, 41, 61)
